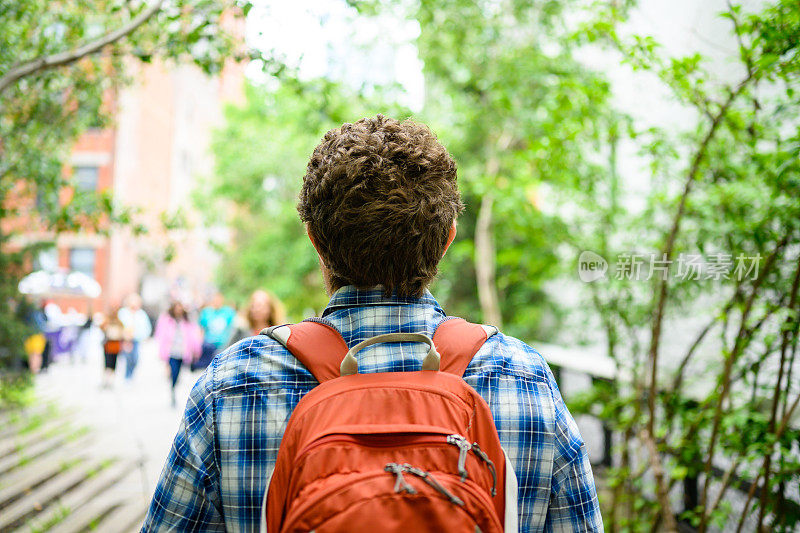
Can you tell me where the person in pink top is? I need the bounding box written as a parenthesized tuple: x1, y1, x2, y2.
(154, 301, 202, 407)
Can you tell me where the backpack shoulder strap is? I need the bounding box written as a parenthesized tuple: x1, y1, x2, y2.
(263, 317, 496, 381)
(261, 320, 348, 383)
(433, 318, 498, 377)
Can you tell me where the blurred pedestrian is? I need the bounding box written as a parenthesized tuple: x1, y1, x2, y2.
(23, 331, 46, 374)
(118, 293, 152, 381)
(76, 311, 104, 364)
(154, 301, 202, 407)
(23, 299, 47, 373)
(74, 313, 93, 364)
(100, 309, 132, 389)
(38, 301, 55, 372)
(195, 292, 235, 371)
(229, 289, 286, 344)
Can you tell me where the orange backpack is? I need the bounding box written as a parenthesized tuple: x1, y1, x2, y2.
(260, 318, 518, 533)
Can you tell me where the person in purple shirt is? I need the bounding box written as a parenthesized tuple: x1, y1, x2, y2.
(143, 115, 602, 532)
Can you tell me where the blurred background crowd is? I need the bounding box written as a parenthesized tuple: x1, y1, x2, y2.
(19, 288, 285, 405)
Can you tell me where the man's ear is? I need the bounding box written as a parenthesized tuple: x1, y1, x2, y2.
(442, 222, 457, 257)
(306, 224, 322, 256)
(307, 225, 337, 295)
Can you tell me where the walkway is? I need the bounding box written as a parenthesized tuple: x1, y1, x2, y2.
(0, 339, 197, 532)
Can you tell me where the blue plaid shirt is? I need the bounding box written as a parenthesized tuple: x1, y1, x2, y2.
(142, 287, 602, 532)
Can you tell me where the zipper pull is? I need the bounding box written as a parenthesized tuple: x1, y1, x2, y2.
(385, 462, 417, 494)
(471, 442, 498, 497)
(447, 434, 471, 481)
(402, 464, 465, 506)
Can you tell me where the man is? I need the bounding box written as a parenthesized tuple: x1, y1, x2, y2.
(118, 293, 152, 381)
(142, 116, 602, 531)
(196, 292, 236, 370)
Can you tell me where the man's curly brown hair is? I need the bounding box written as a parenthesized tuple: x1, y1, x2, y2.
(298, 115, 464, 297)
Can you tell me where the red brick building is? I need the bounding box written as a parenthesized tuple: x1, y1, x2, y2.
(12, 58, 243, 315)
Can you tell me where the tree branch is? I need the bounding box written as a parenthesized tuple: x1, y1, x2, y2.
(698, 235, 788, 532)
(0, 0, 165, 95)
(475, 131, 513, 329)
(756, 254, 800, 530)
(640, 429, 679, 532)
(475, 192, 502, 328)
(734, 391, 800, 533)
(670, 312, 718, 392)
(644, 70, 754, 533)
(646, 70, 754, 430)
(726, 0, 755, 75)
(781, 326, 799, 418)
(708, 456, 742, 517)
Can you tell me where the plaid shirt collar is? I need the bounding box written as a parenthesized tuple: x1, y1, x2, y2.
(321, 285, 445, 317)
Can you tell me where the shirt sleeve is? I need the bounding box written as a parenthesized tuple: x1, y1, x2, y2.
(141, 370, 225, 531)
(545, 375, 604, 532)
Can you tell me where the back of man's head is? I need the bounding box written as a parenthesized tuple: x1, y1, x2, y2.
(298, 115, 463, 298)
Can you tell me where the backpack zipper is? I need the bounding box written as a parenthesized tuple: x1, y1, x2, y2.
(447, 434, 497, 496)
(446, 434, 472, 481)
(384, 462, 418, 494)
(386, 462, 465, 506)
(470, 441, 498, 496)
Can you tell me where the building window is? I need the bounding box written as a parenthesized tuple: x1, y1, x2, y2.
(33, 247, 58, 272)
(73, 166, 99, 192)
(69, 247, 96, 277)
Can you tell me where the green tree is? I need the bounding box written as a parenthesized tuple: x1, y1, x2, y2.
(0, 0, 262, 380)
(567, 1, 800, 530)
(404, 0, 621, 341)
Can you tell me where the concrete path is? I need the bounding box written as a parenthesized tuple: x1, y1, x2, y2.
(2, 338, 202, 532)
